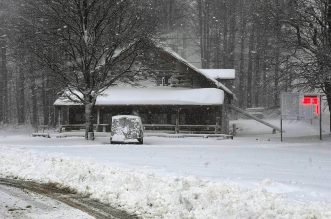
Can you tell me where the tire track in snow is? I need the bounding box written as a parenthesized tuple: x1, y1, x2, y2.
(0, 178, 139, 219)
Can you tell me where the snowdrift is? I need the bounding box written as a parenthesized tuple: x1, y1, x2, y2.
(0, 147, 330, 219)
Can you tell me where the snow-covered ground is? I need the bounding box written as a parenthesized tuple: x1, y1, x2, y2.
(0, 185, 93, 219)
(0, 117, 331, 218)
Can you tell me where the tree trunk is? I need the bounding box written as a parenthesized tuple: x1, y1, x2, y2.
(325, 0, 331, 133)
(215, 30, 221, 68)
(325, 82, 331, 133)
(274, 47, 280, 107)
(198, 0, 211, 68)
(84, 95, 95, 140)
(238, 0, 247, 108)
(30, 82, 38, 128)
(273, 0, 281, 107)
(328, 0, 331, 37)
(261, 51, 268, 108)
(204, 1, 211, 68)
(254, 52, 261, 107)
(222, 0, 229, 68)
(198, 0, 206, 68)
(0, 38, 8, 124)
(246, 24, 256, 108)
(28, 58, 38, 129)
(16, 70, 25, 124)
(41, 73, 50, 125)
(30, 77, 38, 128)
(227, 0, 237, 68)
(254, 24, 264, 107)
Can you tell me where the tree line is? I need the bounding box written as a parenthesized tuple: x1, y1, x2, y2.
(0, 0, 330, 133)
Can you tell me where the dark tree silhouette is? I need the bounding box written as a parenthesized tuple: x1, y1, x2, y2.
(19, 0, 158, 139)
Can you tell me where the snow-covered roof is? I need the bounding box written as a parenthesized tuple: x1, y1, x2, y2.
(112, 115, 141, 120)
(54, 88, 224, 106)
(159, 47, 235, 97)
(199, 69, 235, 80)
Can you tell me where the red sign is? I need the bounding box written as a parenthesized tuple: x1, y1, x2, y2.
(301, 96, 320, 115)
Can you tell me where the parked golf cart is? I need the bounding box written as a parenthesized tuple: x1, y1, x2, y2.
(110, 115, 144, 144)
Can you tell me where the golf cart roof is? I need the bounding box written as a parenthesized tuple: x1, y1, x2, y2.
(112, 115, 141, 120)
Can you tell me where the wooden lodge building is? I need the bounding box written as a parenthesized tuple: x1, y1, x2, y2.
(54, 45, 235, 134)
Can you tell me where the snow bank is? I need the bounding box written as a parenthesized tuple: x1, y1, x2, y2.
(0, 147, 330, 219)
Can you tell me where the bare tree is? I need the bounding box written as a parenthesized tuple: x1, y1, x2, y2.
(276, 0, 331, 132)
(18, 0, 158, 139)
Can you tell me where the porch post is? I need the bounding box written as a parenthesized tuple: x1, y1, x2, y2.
(97, 107, 100, 124)
(215, 116, 221, 134)
(221, 95, 229, 134)
(95, 107, 101, 132)
(215, 105, 221, 134)
(58, 107, 61, 126)
(175, 108, 180, 134)
(67, 106, 70, 125)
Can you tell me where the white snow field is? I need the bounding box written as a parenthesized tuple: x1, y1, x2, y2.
(0, 117, 331, 218)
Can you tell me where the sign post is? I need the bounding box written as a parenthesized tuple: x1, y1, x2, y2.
(280, 115, 283, 142)
(281, 92, 323, 141)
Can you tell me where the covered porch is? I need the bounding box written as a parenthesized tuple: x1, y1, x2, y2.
(54, 88, 228, 134)
(56, 105, 224, 134)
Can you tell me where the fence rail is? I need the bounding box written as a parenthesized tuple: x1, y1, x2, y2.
(59, 123, 222, 134)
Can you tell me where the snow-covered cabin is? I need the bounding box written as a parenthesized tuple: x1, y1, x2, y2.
(54, 45, 235, 134)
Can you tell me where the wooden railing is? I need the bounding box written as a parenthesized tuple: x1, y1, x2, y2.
(144, 124, 220, 134)
(59, 123, 222, 134)
(59, 124, 110, 133)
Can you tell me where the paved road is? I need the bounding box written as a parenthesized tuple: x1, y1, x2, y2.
(0, 178, 139, 219)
